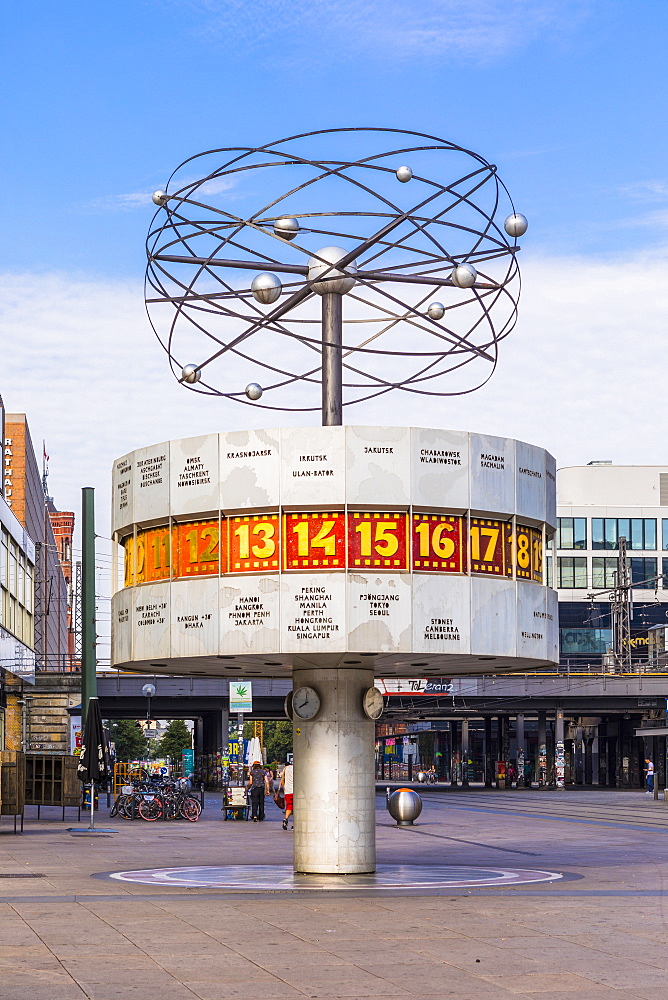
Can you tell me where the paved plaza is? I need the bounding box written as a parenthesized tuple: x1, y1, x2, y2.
(1, 788, 668, 999)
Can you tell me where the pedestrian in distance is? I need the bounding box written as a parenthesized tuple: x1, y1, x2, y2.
(644, 758, 655, 795)
(279, 761, 293, 830)
(247, 761, 270, 821)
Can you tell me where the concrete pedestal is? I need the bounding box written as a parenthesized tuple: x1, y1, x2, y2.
(293, 666, 376, 874)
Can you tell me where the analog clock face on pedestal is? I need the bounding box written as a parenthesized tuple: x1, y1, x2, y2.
(363, 687, 384, 720)
(292, 686, 321, 720)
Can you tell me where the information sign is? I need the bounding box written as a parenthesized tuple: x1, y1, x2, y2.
(229, 513, 280, 573)
(348, 512, 408, 570)
(182, 748, 194, 774)
(412, 513, 466, 573)
(283, 512, 345, 570)
(229, 680, 253, 713)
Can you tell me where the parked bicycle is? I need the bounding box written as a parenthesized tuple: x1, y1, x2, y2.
(110, 777, 202, 822)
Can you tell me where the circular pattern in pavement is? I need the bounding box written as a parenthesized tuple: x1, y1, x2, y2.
(107, 864, 563, 891)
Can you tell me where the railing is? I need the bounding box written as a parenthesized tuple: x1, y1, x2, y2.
(34, 654, 81, 673)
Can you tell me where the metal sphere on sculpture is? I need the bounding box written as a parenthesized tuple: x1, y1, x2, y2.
(245, 382, 263, 400)
(181, 364, 201, 384)
(451, 263, 478, 288)
(152, 190, 167, 207)
(273, 216, 300, 240)
(504, 213, 528, 238)
(251, 272, 282, 305)
(145, 129, 524, 413)
(387, 788, 422, 826)
(307, 247, 357, 295)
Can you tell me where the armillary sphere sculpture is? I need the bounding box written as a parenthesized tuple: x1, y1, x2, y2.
(145, 128, 527, 426)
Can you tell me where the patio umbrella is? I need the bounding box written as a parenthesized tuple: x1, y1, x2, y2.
(77, 697, 112, 830)
(245, 736, 263, 766)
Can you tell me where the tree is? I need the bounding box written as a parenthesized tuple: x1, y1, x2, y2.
(113, 720, 148, 762)
(155, 719, 192, 761)
(264, 721, 293, 763)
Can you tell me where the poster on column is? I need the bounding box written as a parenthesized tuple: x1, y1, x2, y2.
(112, 451, 135, 533)
(133, 583, 170, 662)
(133, 441, 169, 525)
(111, 591, 132, 664)
(170, 434, 219, 516)
(412, 574, 471, 654)
(220, 575, 280, 654)
(345, 426, 410, 507)
(280, 426, 346, 508)
(220, 429, 281, 510)
(171, 577, 219, 657)
(410, 427, 470, 510)
(347, 573, 411, 652)
(281, 573, 346, 653)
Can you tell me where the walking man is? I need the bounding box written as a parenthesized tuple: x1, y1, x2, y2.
(247, 761, 269, 821)
(279, 761, 293, 830)
(645, 758, 655, 795)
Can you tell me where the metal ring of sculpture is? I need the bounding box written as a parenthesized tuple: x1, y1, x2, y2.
(145, 128, 527, 413)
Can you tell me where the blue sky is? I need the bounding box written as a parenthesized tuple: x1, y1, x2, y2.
(2, 0, 667, 277)
(2, 1, 668, 549)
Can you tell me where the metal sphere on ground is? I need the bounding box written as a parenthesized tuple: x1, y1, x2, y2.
(504, 213, 528, 238)
(427, 301, 445, 321)
(245, 382, 263, 400)
(396, 165, 413, 183)
(273, 216, 300, 240)
(417, 771, 427, 783)
(152, 190, 168, 207)
(251, 272, 282, 305)
(308, 246, 357, 295)
(181, 364, 201, 384)
(387, 788, 422, 825)
(451, 263, 478, 288)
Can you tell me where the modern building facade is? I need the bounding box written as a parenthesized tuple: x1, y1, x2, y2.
(553, 462, 668, 667)
(4, 412, 69, 670)
(0, 488, 36, 750)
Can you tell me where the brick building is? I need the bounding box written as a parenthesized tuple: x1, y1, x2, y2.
(48, 504, 75, 658)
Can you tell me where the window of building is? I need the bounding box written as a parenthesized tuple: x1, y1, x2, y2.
(592, 518, 656, 550)
(592, 556, 619, 589)
(556, 517, 587, 550)
(630, 557, 657, 589)
(662, 558, 668, 587)
(592, 518, 616, 550)
(662, 520, 668, 550)
(546, 555, 552, 588)
(557, 556, 588, 589)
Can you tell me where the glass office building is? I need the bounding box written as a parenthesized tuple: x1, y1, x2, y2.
(552, 463, 668, 665)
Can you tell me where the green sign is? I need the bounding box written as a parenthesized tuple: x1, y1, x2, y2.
(229, 681, 253, 713)
(182, 749, 194, 773)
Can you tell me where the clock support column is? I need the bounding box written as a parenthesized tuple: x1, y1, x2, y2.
(292, 665, 376, 874)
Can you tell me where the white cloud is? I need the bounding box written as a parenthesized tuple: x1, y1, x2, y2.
(2, 250, 667, 529)
(2, 251, 667, 657)
(619, 180, 668, 202)
(81, 191, 155, 213)
(171, 0, 593, 64)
